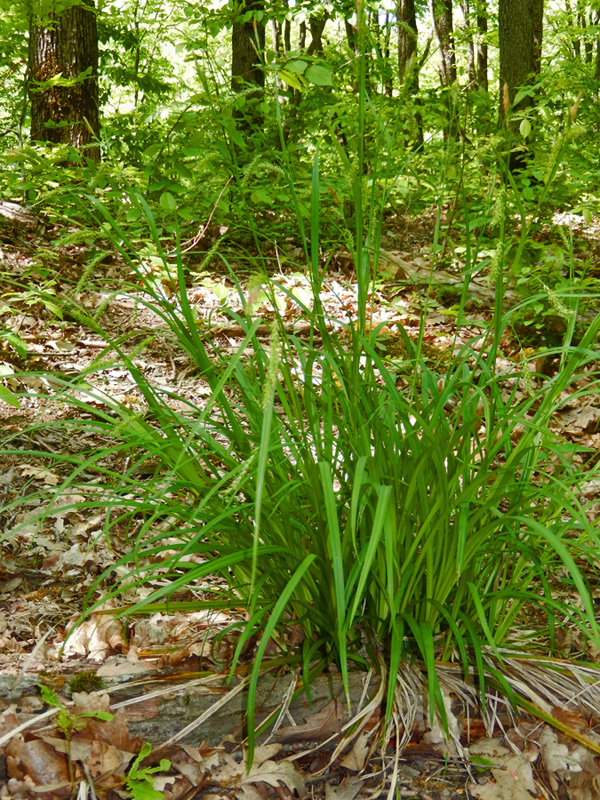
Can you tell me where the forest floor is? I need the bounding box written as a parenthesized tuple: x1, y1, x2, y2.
(1, 208, 600, 799)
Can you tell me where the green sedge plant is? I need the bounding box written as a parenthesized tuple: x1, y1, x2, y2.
(45, 179, 600, 758)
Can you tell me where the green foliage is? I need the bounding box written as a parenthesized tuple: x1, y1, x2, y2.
(125, 742, 171, 800)
(39, 684, 114, 740)
(3, 0, 600, 768)
(13, 182, 594, 763)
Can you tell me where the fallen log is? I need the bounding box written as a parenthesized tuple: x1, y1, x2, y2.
(0, 200, 43, 231)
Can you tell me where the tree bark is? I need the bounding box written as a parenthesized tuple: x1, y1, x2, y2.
(532, 0, 543, 74)
(498, 0, 543, 174)
(429, 0, 457, 140)
(498, 0, 538, 123)
(476, 5, 488, 91)
(397, 0, 424, 146)
(28, 0, 100, 162)
(231, 0, 265, 132)
(398, 0, 418, 84)
(231, 0, 265, 94)
(459, 0, 476, 87)
(272, 18, 282, 58)
(306, 12, 328, 56)
(429, 0, 456, 87)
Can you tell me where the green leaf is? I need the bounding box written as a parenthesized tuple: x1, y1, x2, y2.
(279, 69, 306, 91)
(520, 119, 531, 138)
(127, 778, 165, 800)
(305, 65, 333, 86)
(142, 143, 162, 160)
(0, 383, 19, 409)
(1, 332, 27, 358)
(250, 188, 273, 204)
(286, 59, 308, 74)
(39, 684, 61, 707)
(159, 192, 177, 214)
(78, 711, 114, 721)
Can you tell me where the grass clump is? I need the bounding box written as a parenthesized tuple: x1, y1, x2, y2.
(3, 183, 595, 762)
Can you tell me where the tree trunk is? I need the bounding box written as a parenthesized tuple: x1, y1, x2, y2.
(429, 0, 456, 87)
(532, 0, 543, 74)
(459, 0, 476, 87)
(272, 18, 282, 58)
(28, 0, 100, 162)
(306, 12, 328, 56)
(476, 4, 488, 91)
(398, 0, 418, 84)
(231, 0, 265, 94)
(397, 0, 424, 146)
(231, 0, 265, 132)
(498, 0, 538, 123)
(429, 0, 457, 140)
(498, 0, 543, 173)
(298, 20, 307, 51)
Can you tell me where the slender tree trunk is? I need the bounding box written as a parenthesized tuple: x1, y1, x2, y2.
(532, 0, 543, 74)
(272, 18, 282, 58)
(28, 0, 100, 161)
(397, 0, 424, 146)
(306, 12, 328, 56)
(344, 18, 358, 56)
(476, 4, 488, 91)
(383, 13, 393, 97)
(429, 0, 456, 87)
(298, 20, 307, 51)
(459, 0, 476, 87)
(231, 0, 265, 131)
(429, 0, 457, 139)
(398, 0, 418, 83)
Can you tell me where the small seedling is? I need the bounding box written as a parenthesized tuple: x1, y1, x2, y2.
(39, 683, 115, 785)
(125, 741, 171, 800)
(39, 683, 114, 740)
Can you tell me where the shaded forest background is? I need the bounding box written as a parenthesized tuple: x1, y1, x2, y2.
(0, 0, 599, 296)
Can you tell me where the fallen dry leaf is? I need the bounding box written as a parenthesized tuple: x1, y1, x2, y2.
(275, 699, 345, 742)
(339, 730, 371, 772)
(325, 776, 364, 800)
(468, 738, 537, 800)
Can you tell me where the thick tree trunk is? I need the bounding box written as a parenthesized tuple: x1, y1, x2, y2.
(498, 0, 537, 123)
(28, 0, 100, 162)
(498, 0, 543, 174)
